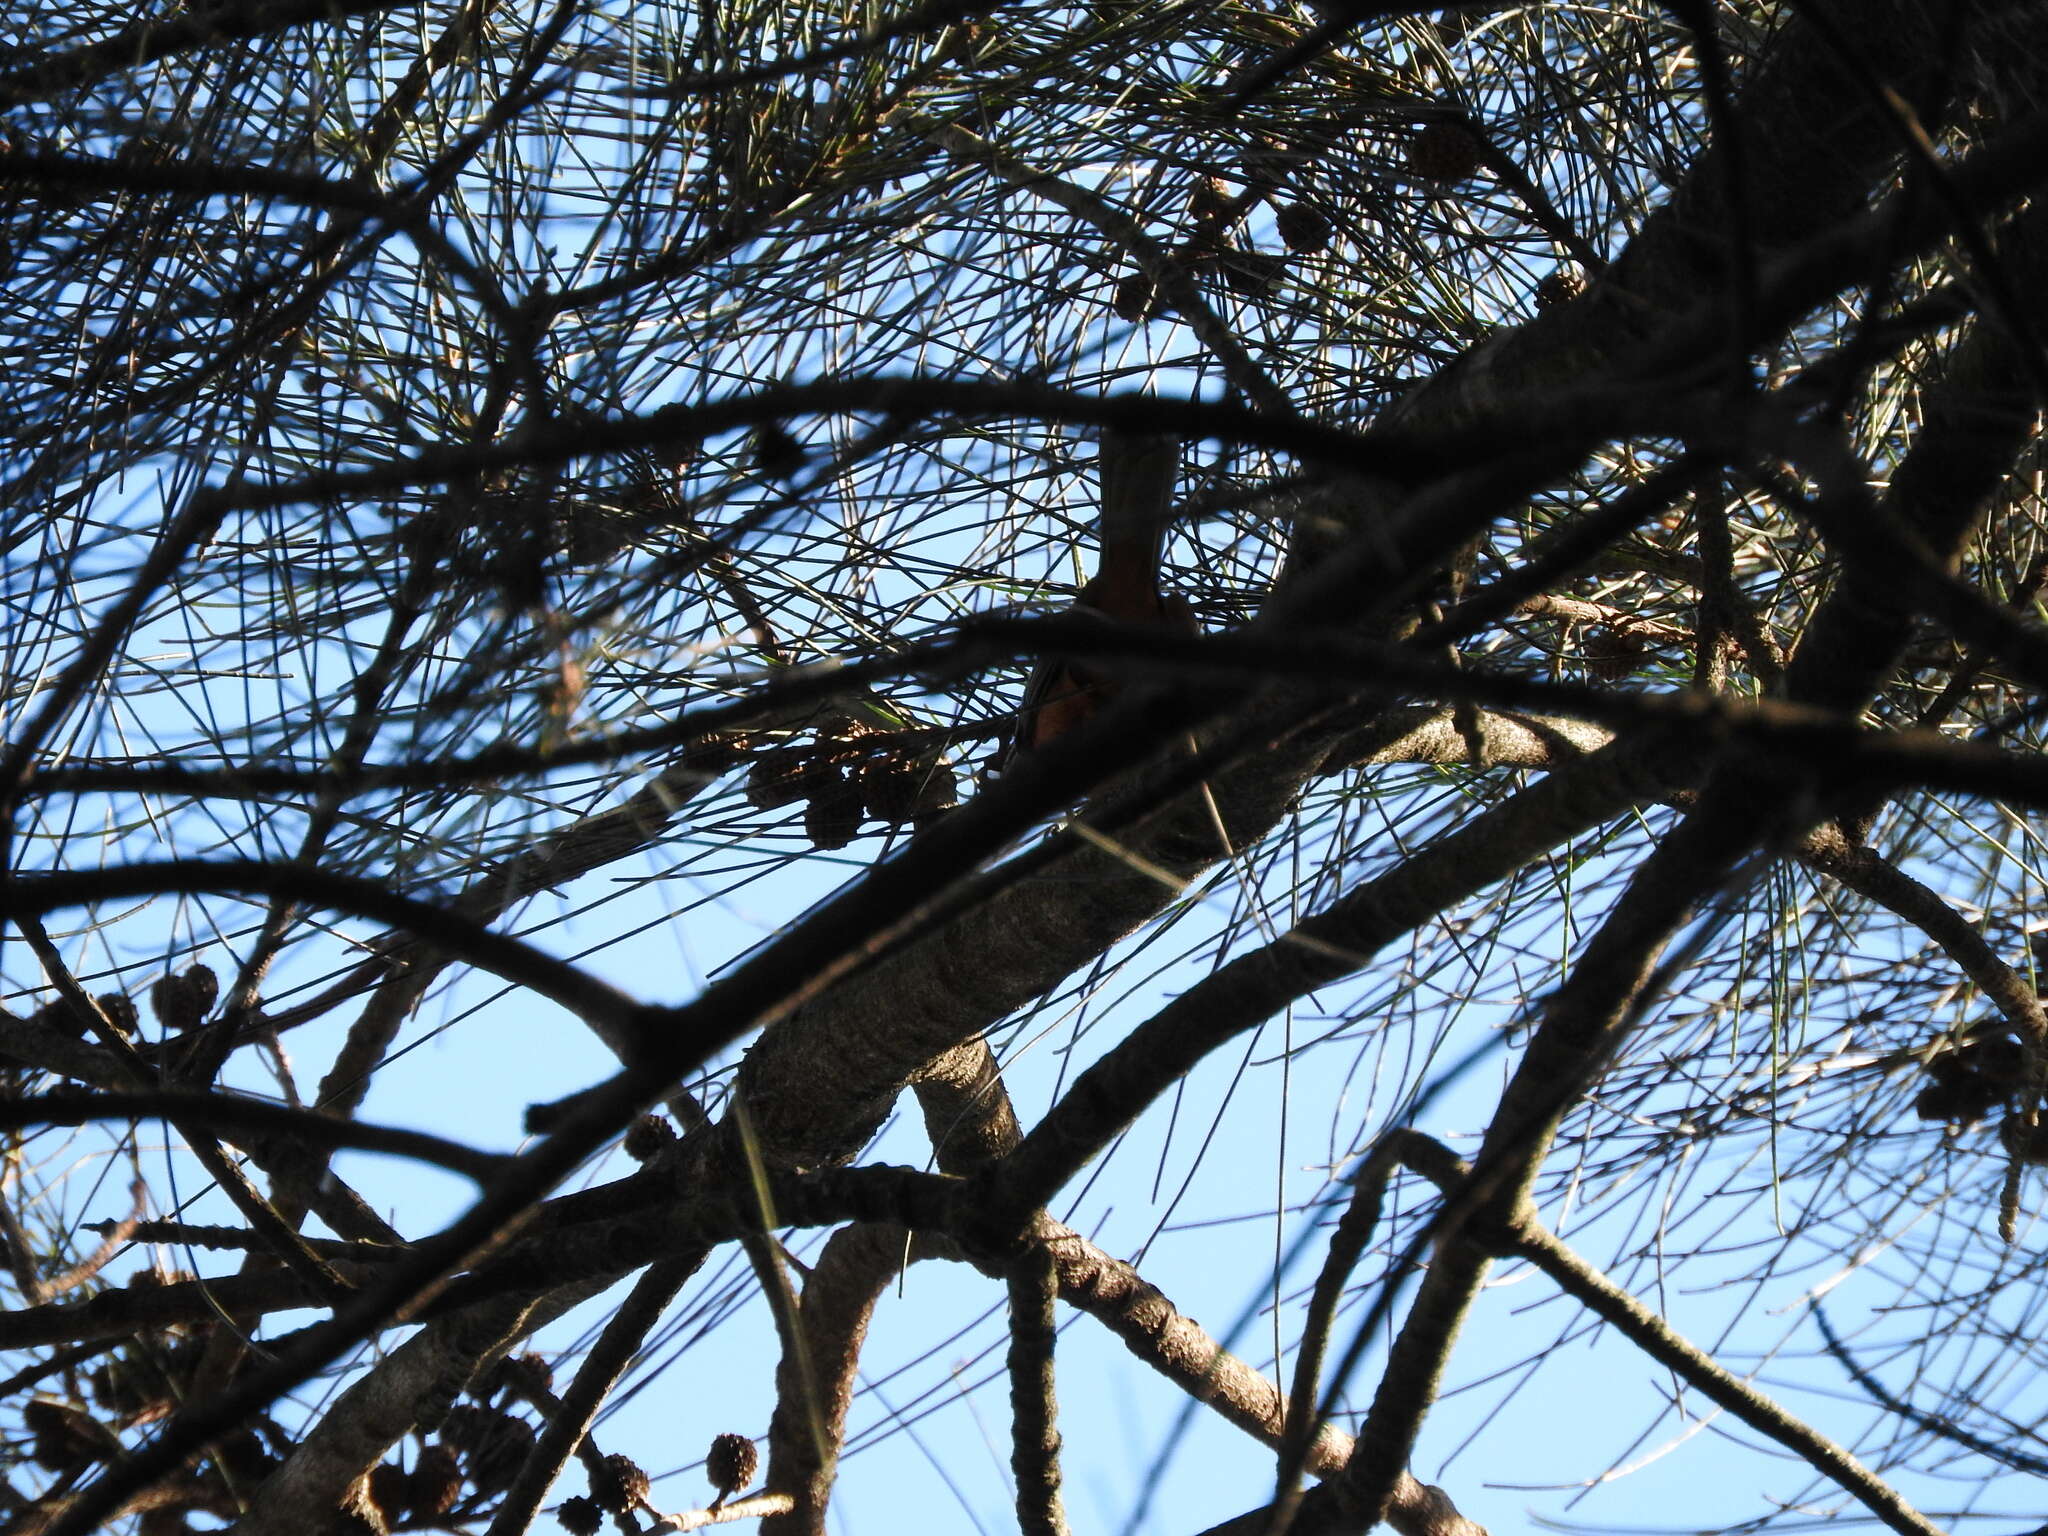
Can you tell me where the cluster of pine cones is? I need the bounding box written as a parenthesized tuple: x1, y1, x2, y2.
(743, 720, 959, 850)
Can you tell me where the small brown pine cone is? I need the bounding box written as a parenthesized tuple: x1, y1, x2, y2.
(182, 963, 218, 1017)
(437, 1402, 490, 1453)
(468, 1412, 537, 1499)
(556, 1494, 605, 1536)
(803, 763, 864, 851)
(148, 968, 213, 1033)
(1535, 267, 1586, 308)
(1111, 270, 1157, 322)
(706, 1432, 759, 1504)
(500, 1350, 555, 1402)
(1274, 201, 1331, 254)
(29, 998, 86, 1038)
(685, 731, 751, 775)
(1189, 175, 1232, 226)
(94, 993, 137, 1038)
(409, 1442, 464, 1519)
(753, 423, 805, 480)
(913, 761, 960, 819)
(366, 1462, 411, 1523)
(590, 1451, 651, 1514)
(623, 1113, 678, 1162)
(858, 755, 924, 824)
(1583, 624, 1648, 682)
(744, 750, 810, 810)
(1406, 119, 1483, 184)
(1218, 248, 1286, 299)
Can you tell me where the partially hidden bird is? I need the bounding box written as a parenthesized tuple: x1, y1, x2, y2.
(1003, 428, 1199, 765)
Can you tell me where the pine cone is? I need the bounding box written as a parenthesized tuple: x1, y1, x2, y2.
(623, 1114, 677, 1162)
(1274, 201, 1331, 254)
(1583, 623, 1649, 681)
(501, 1351, 555, 1402)
(556, 1494, 605, 1536)
(1406, 120, 1483, 184)
(468, 1412, 537, 1499)
(1218, 248, 1286, 299)
(684, 731, 752, 776)
(590, 1451, 651, 1514)
(913, 761, 960, 822)
(437, 1402, 491, 1453)
(148, 966, 216, 1033)
(1535, 267, 1586, 308)
(1189, 175, 1232, 227)
(1111, 270, 1157, 322)
(744, 750, 810, 810)
(706, 1432, 759, 1507)
(94, 993, 137, 1038)
(366, 1462, 411, 1523)
(409, 1442, 464, 1518)
(802, 763, 864, 851)
(753, 423, 805, 480)
(858, 755, 924, 824)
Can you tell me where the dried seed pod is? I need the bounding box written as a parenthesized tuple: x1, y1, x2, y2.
(1406, 119, 1483, 184)
(745, 750, 811, 810)
(803, 762, 864, 851)
(1274, 201, 1331, 254)
(556, 1494, 605, 1536)
(1111, 269, 1156, 322)
(706, 1432, 759, 1507)
(590, 1451, 651, 1514)
(623, 1114, 677, 1162)
(366, 1462, 411, 1523)
(1535, 267, 1586, 308)
(409, 1442, 464, 1519)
